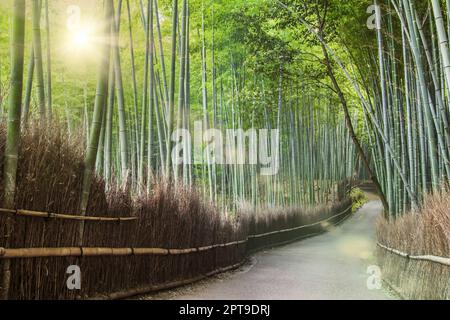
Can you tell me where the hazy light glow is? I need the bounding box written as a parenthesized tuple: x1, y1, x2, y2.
(64, 18, 101, 68)
(73, 29, 90, 47)
(70, 28, 92, 50)
(64, 24, 99, 66)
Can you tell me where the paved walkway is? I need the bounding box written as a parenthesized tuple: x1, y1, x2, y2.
(145, 201, 394, 300)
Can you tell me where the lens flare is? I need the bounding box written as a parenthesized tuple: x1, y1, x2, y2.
(64, 24, 98, 66)
(71, 28, 92, 49)
(72, 30, 90, 47)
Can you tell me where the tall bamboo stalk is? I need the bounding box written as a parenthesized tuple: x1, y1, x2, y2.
(32, 0, 46, 122)
(22, 46, 34, 123)
(44, 0, 52, 119)
(165, 0, 178, 177)
(112, 0, 129, 179)
(79, 0, 113, 235)
(147, 0, 155, 187)
(1, 0, 26, 300)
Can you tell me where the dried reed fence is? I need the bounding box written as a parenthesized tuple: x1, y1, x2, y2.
(0, 194, 352, 300)
(0, 123, 353, 299)
(377, 191, 450, 300)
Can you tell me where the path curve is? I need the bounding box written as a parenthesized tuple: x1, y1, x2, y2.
(144, 200, 394, 300)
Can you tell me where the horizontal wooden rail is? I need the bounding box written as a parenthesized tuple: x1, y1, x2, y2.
(377, 243, 450, 267)
(0, 208, 137, 222)
(248, 204, 352, 239)
(0, 205, 352, 260)
(0, 244, 245, 259)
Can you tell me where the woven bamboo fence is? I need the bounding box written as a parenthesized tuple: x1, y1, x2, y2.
(0, 198, 353, 300)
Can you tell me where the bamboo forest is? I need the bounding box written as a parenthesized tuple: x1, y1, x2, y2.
(0, 0, 448, 302)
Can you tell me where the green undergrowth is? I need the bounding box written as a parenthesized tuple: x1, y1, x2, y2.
(350, 187, 368, 213)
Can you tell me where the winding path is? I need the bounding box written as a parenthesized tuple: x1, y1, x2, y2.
(144, 200, 395, 300)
